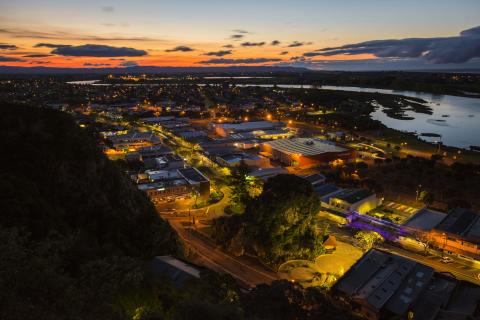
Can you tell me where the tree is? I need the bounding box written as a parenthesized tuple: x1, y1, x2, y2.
(419, 191, 435, 207)
(229, 160, 251, 210)
(215, 174, 325, 266)
(354, 231, 384, 251)
(414, 231, 432, 255)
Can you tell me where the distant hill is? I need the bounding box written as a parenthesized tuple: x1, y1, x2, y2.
(0, 65, 311, 75)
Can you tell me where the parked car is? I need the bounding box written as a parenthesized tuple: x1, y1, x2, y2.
(441, 256, 454, 264)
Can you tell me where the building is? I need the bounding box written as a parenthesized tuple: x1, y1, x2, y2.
(216, 153, 270, 168)
(213, 121, 285, 137)
(108, 132, 162, 151)
(430, 208, 480, 261)
(178, 167, 210, 199)
(321, 188, 381, 215)
(138, 145, 173, 161)
(138, 179, 191, 202)
(334, 249, 480, 320)
(303, 173, 326, 186)
(148, 256, 201, 288)
(155, 154, 185, 170)
(262, 138, 355, 167)
(248, 167, 288, 181)
(137, 167, 210, 202)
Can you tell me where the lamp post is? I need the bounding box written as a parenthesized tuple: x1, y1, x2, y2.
(442, 232, 447, 258)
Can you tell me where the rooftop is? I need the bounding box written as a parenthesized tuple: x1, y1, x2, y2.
(314, 183, 341, 198)
(435, 208, 480, 242)
(334, 249, 435, 315)
(218, 121, 282, 132)
(148, 256, 201, 288)
(403, 208, 447, 231)
(178, 167, 209, 183)
(263, 138, 347, 156)
(333, 188, 373, 204)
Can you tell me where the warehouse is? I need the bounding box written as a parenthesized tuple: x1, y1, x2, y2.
(262, 138, 355, 167)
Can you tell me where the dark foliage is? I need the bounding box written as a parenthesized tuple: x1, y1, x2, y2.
(0, 104, 180, 319)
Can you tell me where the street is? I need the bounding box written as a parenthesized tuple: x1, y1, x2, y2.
(163, 215, 279, 288)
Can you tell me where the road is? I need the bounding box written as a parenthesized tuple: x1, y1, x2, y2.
(164, 216, 279, 288)
(380, 244, 480, 285)
(326, 221, 480, 285)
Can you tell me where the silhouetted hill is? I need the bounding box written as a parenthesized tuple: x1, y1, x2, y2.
(0, 103, 180, 319)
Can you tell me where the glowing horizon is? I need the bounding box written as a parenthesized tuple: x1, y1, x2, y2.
(1, 0, 479, 70)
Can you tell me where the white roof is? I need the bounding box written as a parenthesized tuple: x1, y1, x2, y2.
(264, 138, 347, 156)
(218, 121, 278, 131)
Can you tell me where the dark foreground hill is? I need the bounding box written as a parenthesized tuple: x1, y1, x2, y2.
(0, 103, 181, 319)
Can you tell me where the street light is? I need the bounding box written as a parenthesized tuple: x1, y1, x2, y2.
(442, 232, 447, 258)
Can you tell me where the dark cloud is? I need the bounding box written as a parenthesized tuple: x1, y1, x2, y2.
(305, 25, 480, 64)
(230, 34, 245, 40)
(84, 62, 111, 67)
(165, 46, 195, 52)
(101, 6, 114, 12)
(23, 54, 52, 58)
(241, 41, 265, 47)
(279, 51, 289, 55)
(460, 26, 480, 37)
(49, 44, 147, 57)
(203, 50, 232, 57)
(287, 41, 311, 47)
(271, 40, 281, 46)
(222, 44, 234, 48)
(0, 27, 162, 42)
(119, 61, 139, 67)
(0, 44, 17, 50)
(34, 43, 69, 48)
(232, 29, 249, 34)
(198, 58, 281, 65)
(0, 56, 24, 62)
(289, 56, 306, 61)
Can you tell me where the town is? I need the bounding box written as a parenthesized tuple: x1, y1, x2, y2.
(2, 2, 480, 318)
(2, 74, 479, 319)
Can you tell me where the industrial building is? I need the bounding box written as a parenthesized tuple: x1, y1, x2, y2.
(108, 131, 162, 151)
(137, 167, 210, 203)
(213, 121, 287, 138)
(334, 249, 480, 320)
(430, 208, 480, 261)
(261, 138, 355, 167)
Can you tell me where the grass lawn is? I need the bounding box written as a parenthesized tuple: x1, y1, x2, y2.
(278, 241, 363, 288)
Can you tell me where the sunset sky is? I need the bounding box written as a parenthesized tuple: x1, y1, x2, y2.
(1, 0, 479, 70)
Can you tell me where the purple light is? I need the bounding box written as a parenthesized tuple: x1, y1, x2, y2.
(346, 211, 407, 242)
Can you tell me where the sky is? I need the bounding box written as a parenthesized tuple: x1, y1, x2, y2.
(0, 0, 479, 70)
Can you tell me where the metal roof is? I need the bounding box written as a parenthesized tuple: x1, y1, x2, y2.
(264, 138, 347, 156)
